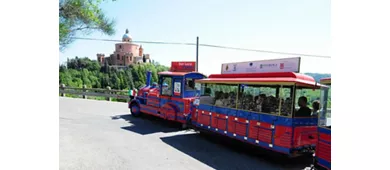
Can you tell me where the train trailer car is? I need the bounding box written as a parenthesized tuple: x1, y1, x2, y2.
(313, 78, 331, 170)
(129, 61, 206, 125)
(191, 57, 327, 157)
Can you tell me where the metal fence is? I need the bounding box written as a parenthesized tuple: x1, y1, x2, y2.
(59, 84, 129, 101)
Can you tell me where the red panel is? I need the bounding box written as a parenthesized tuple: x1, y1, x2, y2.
(163, 105, 176, 121)
(317, 141, 331, 162)
(183, 100, 190, 115)
(211, 113, 228, 131)
(211, 113, 218, 128)
(293, 126, 318, 148)
(235, 123, 247, 136)
(169, 97, 185, 102)
(198, 110, 211, 126)
(258, 128, 272, 143)
(227, 116, 236, 133)
(248, 120, 259, 139)
(319, 133, 331, 142)
(217, 118, 227, 130)
(191, 108, 197, 121)
(248, 120, 272, 143)
(170, 61, 196, 72)
(274, 126, 292, 148)
(258, 122, 273, 143)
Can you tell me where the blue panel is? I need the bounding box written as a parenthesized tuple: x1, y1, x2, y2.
(184, 90, 199, 98)
(317, 157, 331, 169)
(236, 110, 249, 119)
(198, 104, 213, 111)
(227, 108, 238, 116)
(293, 117, 318, 126)
(259, 114, 276, 124)
(185, 73, 206, 79)
(249, 112, 260, 121)
(214, 106, 228, 114)
(318, 127, 331, 135)
(274, 117, 293, 126)
(273, 145, 291, 154)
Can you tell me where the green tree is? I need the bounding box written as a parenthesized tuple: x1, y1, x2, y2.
(59, 57, 170, 90)
(59, 0, 116, 50)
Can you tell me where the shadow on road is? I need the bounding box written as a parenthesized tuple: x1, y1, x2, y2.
(111, 114, 182, 135)
(160, 132, 312, 170)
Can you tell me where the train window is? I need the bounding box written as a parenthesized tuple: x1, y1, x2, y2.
(278, 87, 293, 117)
(185, 78, 195, 91)
(198, 83, 238, 107)
(237, 85, 275, 114)
(319, 86, 331, 127)
(294, 88, 321, 117)
(196, 83, 208, 96)
(235, 85, 293, 116)
(161, 77, 172, 96)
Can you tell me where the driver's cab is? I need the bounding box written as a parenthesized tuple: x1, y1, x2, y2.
(158, 72, 206, 99)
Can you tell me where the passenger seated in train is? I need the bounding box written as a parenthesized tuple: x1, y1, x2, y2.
(162, 83, 172, 95)
(199, 88, 214, 105)
(294, 96, 312, 117)
(311, 100, 320, 117)
(228, 92, 236, 107)
(254, 96, 263, 112)
(261, 96, 272, 113)
(186, 80, 195, 90)
(269, 96, 278, 114)
(242, 94, 254, 110)
(151, 82, 158, 88)
(281, 97, 292, 116)
(222, 93, 230, 107)
(214, 91, 224, 107)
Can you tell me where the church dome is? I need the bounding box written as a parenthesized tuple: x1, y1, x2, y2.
(122, 29, 132, 42)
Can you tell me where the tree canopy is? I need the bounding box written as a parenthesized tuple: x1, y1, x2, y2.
(59, 0, 116, 51)
(59, 57, 170, 90)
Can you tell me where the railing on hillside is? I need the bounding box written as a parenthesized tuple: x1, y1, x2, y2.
(59, 84, 129, 101)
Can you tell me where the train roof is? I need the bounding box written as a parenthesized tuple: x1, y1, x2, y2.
(158, 71, 206, 77)
(320, 77, 331, 85)
(196, 72, 327, 88)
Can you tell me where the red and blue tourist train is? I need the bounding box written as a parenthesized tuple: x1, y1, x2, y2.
(129, 58, 331, 159)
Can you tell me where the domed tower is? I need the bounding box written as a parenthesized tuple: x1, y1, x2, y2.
(122, 29, 132, 42)
(139, 45, 144, 57)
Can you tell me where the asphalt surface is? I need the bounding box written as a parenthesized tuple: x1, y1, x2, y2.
(60, 97, 313, 170)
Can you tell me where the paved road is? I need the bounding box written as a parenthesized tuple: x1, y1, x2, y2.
(60, 97, 312, 170)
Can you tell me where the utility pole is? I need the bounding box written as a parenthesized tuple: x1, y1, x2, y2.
(196, 36, 199, 72)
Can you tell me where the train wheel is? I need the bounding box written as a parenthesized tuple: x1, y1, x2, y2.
(130, 103, 141, 117)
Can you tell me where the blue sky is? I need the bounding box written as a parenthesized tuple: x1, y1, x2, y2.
(59, 0, 330, 75)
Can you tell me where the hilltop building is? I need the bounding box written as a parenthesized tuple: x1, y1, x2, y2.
(97, 29, 151, 67)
